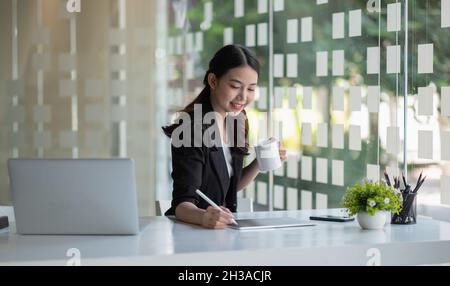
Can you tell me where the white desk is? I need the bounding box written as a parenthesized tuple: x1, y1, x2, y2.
(1, 209, 450, 266)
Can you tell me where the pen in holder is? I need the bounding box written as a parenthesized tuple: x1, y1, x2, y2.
(384, 170, 425, 225)
(391, 192, 417, 224)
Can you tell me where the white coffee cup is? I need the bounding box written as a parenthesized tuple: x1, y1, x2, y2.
(254, 138, 282, 172)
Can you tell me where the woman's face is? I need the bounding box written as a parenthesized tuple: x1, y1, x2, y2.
(208, 65, 258, 116)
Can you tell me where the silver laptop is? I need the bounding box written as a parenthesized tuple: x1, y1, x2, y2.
(230, 217, 315, 230)
(8, 159, 139, 235)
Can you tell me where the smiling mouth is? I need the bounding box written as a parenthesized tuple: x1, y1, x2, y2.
(230, 102, 245, 110)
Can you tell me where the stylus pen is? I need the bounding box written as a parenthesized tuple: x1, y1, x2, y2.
(195, 189, 239, 226)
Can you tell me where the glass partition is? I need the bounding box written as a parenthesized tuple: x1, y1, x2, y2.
(407, 0, 450, 207)
(1, 0, 448, 215)
(0, 0, 158, 215)
(162, 0, 406, 211)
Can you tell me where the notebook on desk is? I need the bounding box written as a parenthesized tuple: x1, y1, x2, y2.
(230, 217, 315, 230)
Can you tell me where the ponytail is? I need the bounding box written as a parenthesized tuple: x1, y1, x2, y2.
(161, 73, 211, 138)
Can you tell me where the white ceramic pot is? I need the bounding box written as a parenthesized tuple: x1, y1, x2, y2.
(383, 211, 392, 226)
(357, 211, 386, 230)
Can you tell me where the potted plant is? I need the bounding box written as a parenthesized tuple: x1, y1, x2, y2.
(342, 181, 402, 230)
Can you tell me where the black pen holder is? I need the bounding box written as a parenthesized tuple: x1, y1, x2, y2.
(391, 192, 417, 224)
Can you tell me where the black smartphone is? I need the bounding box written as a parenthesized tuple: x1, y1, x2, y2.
(309, 215, 355, 222)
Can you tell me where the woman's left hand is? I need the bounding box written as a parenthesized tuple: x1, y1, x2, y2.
(278, 141, 287, 162)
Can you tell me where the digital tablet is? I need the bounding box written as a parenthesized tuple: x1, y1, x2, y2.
(230, 217, 315, 230)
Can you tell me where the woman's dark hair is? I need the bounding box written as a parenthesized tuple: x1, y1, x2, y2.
(162, 44, 260, 155)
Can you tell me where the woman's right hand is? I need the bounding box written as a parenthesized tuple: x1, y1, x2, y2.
(201, 206, 234, 229)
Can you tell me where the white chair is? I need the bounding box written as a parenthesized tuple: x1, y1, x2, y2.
(0, 206, 15, 222)
(418, 204, 450, 222)
(155, 200, 172, 216)
(155, 197, 254, 216)
(237, 197, 254, 213)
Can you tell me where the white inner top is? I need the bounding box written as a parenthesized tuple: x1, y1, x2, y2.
(221, 141, 233, 178)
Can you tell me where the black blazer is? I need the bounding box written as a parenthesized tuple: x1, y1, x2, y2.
(165, 98, 245, 216)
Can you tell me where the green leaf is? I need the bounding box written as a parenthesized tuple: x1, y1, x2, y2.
(342, 181, 402, 216)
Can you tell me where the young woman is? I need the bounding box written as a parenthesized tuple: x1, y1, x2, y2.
(162, 45, 287, 229)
